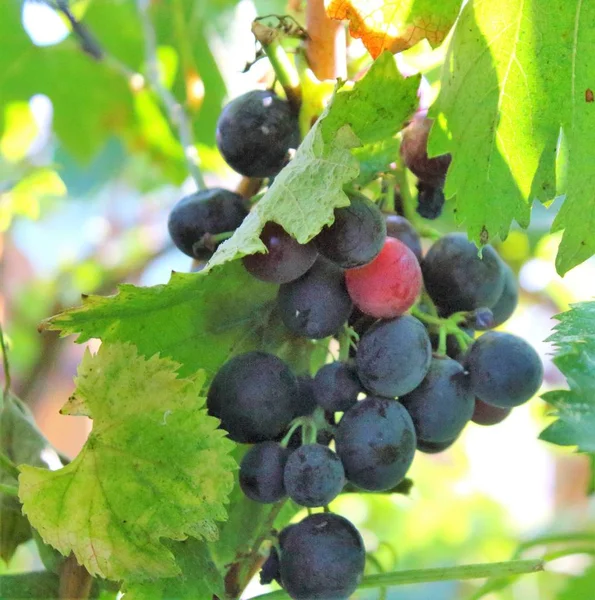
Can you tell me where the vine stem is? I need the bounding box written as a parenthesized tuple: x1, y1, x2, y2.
(252, 22, 301, 111)
(233, 501, 288, 595)
(0, 483, 19, 497)
(0, 321, 11, 396)
(0, 453, 20, 480)
(135, 0, 206, 191)
(252, 559, 544, 599)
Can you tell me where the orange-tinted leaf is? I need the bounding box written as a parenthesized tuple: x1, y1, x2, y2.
(326, 0, 461, 58)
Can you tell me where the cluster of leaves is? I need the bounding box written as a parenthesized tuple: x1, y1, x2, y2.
(540, 302, 595, 453)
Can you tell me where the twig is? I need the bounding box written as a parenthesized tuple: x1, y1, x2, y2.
(226, 500, 288, 598)
(136, 0, 206, 191)
(56, 0, 103, 60)
(0, 321, 11, 396)
(305, 0, 346, 80)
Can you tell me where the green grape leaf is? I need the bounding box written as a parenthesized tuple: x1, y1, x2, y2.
(207, 52, 418, 269)
(42, 263, 277, 379)
(19, 343, 236, 581)
(540, 302, 595, 452)
(0, 1, 139, 161)
(122, 538, 224, 600)
(320, 52, 420, 145)
(430, 0, 595, 273)
(0, 393, 60, 563)
(352, 138, 401, 186)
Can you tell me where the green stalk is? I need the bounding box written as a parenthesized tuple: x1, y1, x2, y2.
(252, 22, 301, 112)
(437, 327, 448, 356)
(0, 322, 11, 396)
(252, 559, 544, 599)
(0, 452, 20, 480)
(0, 482, 19, 497)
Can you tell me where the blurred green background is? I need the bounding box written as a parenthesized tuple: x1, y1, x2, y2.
(1, 1, 594, 599)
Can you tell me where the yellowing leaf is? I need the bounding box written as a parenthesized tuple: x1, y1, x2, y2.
(326, 0, 461, 59)
(19, 343, 236, 581)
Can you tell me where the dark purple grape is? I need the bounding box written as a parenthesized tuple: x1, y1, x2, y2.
(416, 181, 445, 220)
(385, 215, 423, 262)
(243, 222, 318, 284)
(279, 513, 365, 600)
(400, 357, 474, 443)
(355, 316, 432, 398)
(313, 362, 363, 412)
(314, 194, 386, 268)
(168, 188, 248, 259)
(283, 444, 345, 507)
(239, 442, 290, 503)
(472, 398, 511, 426)
(463, 332, 543, 408)
(277, 257, 353, 339)
(216, 90, 300, 178)
(335, 396, 416, 491)
(422, 233, 505, 313)
(260, 546, 281, 585)
(207, 351, 297, 443)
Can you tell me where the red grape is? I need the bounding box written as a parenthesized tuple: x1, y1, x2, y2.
(345, 237, 422, 318)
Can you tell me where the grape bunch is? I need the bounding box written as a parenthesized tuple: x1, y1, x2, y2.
(166, 86, 542, 600)
(202, 206, 540, 597)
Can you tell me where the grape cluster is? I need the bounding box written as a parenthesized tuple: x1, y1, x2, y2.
(203, 202, 541, 597)
(166, 86, 542, 600)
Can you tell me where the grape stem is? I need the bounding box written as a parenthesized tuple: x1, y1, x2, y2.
(136, 0, 207, 192)
(469, 535, 595, 600)
(252, 559, 544, 599)
(0, 452, 19, 480)
(0, 482, 19, 497)
(0, 321, 11, 397)
(252, 22, 301, 112)
(411, 307, 474, 355)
